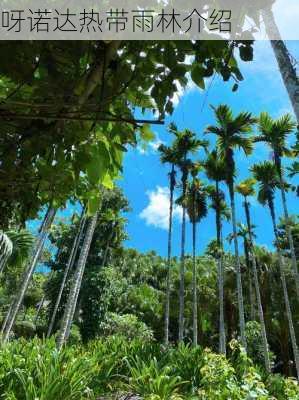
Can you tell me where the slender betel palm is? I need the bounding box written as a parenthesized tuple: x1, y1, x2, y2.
(255, 112, 299, 298)
(228, 223, 256, 322)
(158, 142, 178, 345)
(47, 208, 87, 338)
(185, 165, 208, 346)
(170, 124, 209, 342)
(56, 211, 98, 350)
(236, 178, 271, 372)
(205, 149, 228, 355)
(252, 161, 299, 378)
(206, 105, 257, 349)
(2, 206, 56, 342)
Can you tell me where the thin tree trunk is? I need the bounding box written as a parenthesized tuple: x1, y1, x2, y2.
(77, 42, 122, 108)
(101, 221, 117, 268)
(216, 181, 226, 355)
(228, 183, 247, 349)
(56, 212, 98, 350)
(178, 168, 187, 342)
(279, 175, 299, 298)
(1, 303, 12, 335)
(192, 219, 198, 346)
(244, 239, 255, 321)
(34, 295, 45, 325)
(47, 209, 87, 338)
(178, 205, 186, 342)
(244, 199, 271, 373)
(65, 219, 114, 341)
(164, 165, 175, 345)
(2, 207, 56, 342)
(262, 8, 299, 122)
(268, 199, 299, 378)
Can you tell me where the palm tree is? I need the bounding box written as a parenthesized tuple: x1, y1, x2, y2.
(252, 161, 299, 377)
(47, 208, 87, 338)
(170, 124, 208, 342)
(236, 178, 271, 372)
(0, 231, 13, 273)
(185, 165, 208, 346)
(205, 149, 229, 354)
(158, 143, 178, 345)
(56, 212, 98, 350)
(256, 112, 299, 297)
(206, 105, 257, 349)
(2, 206, 56, 342)
(228, 223, 256, 322)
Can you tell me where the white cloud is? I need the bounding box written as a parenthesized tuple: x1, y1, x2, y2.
(137, 146, 147, 155)
(137, 133, 165, 156)
(149, 136, 165, 152)
(139, 186, 182, 230)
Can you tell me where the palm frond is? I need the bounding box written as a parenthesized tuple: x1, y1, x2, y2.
(235, 178, 256, 197)
(251, 162, 279, 206)
(204, 150, 227, 182)
(6, 229, 34, 269)
(287, 161, 299, 178)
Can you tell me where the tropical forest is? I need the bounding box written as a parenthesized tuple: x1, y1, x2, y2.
(0, 33, 299, 400)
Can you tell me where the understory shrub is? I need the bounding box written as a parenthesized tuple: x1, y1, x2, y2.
(0, 338, 98, 400)
(100, 312, 154, 342)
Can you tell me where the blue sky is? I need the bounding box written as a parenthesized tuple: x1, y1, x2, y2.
(29, 40, 299, 259)
(119, 40, 298, 256)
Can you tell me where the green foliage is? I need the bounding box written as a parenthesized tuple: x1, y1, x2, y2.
(266, 374, 299, 400)
(100, 313, 154, 342)
(0, 338, 98, 400)
(245, 321, 274, 367)
(0, 41, 253, 228)
(5, 230, 34, 269)
(126, 357, 184, 399)
(68, 324, 82, 346)
(0, 337, 297, 400)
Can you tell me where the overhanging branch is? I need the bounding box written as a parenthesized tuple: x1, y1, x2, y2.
(0, 112, 164, 126)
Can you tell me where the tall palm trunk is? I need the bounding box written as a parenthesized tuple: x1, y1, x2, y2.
(64, 220, 114, 342)
(244, 238, 255, 321)
(2, 207, 56, 342)
(262, 8, 299, 122)
(228, 183, 247, 349)
(275, 158, 299, 298)
(164, 165, 175, 345)
(244, 199, 271, 373)
(268, 197, 299, 378)
(178, 165, 187, 342)
(34, 295, 45, 325)
(216, 181, 226, 355)
(47, 209, 87, 338)
(56, 212, 98, 350)
(192, 202, 198, 346)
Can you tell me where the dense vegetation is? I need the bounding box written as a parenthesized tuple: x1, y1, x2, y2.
(0, 38, 299, 399)
(1, 337, 299, 400)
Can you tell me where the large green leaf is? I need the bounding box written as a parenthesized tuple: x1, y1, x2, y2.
(86, 142, 110, 186)
(191, 65, 205, 89)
